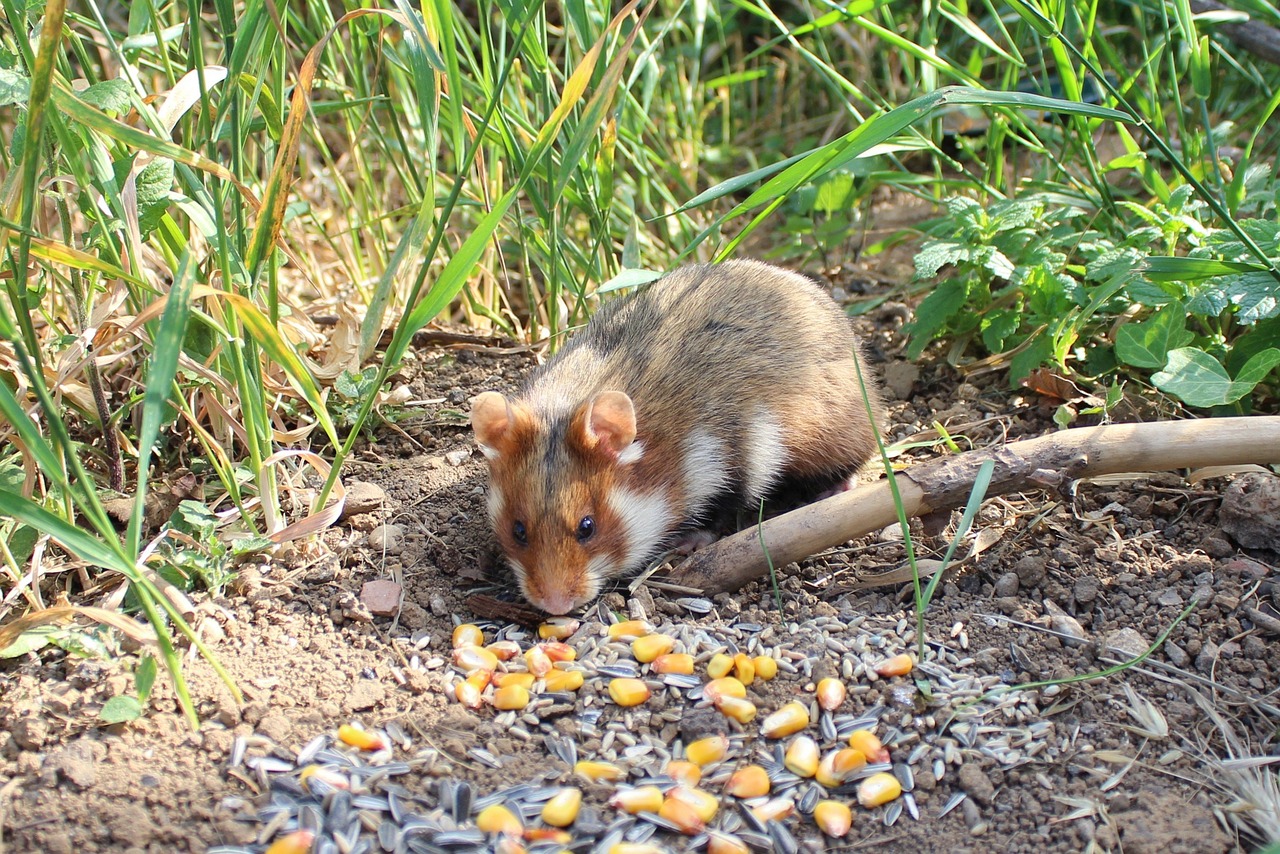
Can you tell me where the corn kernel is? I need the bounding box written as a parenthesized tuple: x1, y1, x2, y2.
(522, 828, 571, 843)
(541, 787, 582, 827)
(664, 760, 702, 787)
(816, 747, 866, 788)
(486, 640, 521, 661)
(476, 803, 523, 835)
(524, 646, 553, 677)
(455, 679, 482, 709)
(454, 645, 500, 674)
(607, 620, 653, 641)
(724, 764, 771, 798)
(706, 832, 751, 854)
(875, 653, 914, 678)
(714, 696, 758, 724)
(761, 701, 810, 738)
(299, 765, 349, 792)
(847, 729, 890, 763)
(752, 655, 778, 681)
(607, 844, 666, 854)
(543, 668, 585, 692)
(493, 672, 536, 690)
(703, 677, 746, 704)
(750, 796, 796, 823)
(540, 641, 577, 663)
(574, 760, 625, 781)
(538, 617, 580, 640)
(666, 785, 718, 822)
(609, 784, 664, 814)
(608, 677, 651, 707)
(466, 670, 492, 692)
(856, 772, 902, 808)
(632, 633, 677, 663)
(452, 624, 484, 649)
(658, 795, 705, 834)
(266, 830, 316, 854)
(337, 724, 385, 751)
(732, 652, 755, 686)
(706, 653, 734, 679)
(816, 677, 846, 712)
(652, 653, 695, 675)
(784, 736, 819, 778)
(492, 683, 530, 710)
(813, 800, 853, 837)
(686, 735, 729, 766)
(494, 834, 527, 854)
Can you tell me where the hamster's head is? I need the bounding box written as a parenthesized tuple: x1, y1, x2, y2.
(471, 390, 644, 615)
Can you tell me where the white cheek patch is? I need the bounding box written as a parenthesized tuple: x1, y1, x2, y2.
(682, 428, 732, 514)
(607, 487, 673, 572)
(478, 443, 500, 460)
(487, 485, 504, 523)
(616, 440, 645, 466)
(741, 407, 789, 502)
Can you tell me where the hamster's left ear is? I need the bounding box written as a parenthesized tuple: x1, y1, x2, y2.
(576, 390, 636, 459)
(471, 392, 529, 459)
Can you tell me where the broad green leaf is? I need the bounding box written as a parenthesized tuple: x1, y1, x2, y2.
(1153, 347, 1280, 407)
(100, 695, 144, 724)
(913, 242, 975, 279)
(136, 655, 158, 702)
(0, 626, 57, 658)
(0, 67, 29, 106)
(1115, 303, 1194, 369)
(79, 78, 132, 114)
(904, 281, 969, 359)
(135, 157, 175, 237)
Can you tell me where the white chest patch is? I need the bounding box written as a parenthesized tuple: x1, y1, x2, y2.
(682, 428, 732, 515)
(607, 486, 674, 572)
(741, 406, 789, 502)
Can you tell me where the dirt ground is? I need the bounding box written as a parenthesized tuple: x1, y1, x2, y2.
(2, 243, 1279, 853)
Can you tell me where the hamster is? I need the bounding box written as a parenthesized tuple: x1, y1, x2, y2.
(471, 260, 883, 615)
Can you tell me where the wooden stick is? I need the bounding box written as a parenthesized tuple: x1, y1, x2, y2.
(667, 416, 1280, 596)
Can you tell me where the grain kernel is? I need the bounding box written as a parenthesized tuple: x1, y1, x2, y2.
(265, 830, 315, 854)
(703, 677, 746, 703)
(706, 652, 734, 678)
(714, 696, 758, 724)
(465, 670, 492, 692)
(609, 784, 664, 814)
(452, 624, 484, 649)
(658, 795, 705, 834)
(454, 645, 500, 674)
(541, 787, 582, 827)
(652, 652, 695, 675)
(540, 641, 577, 663)
(476, 803, 523, 835)
(538, 617, 580, 640)
(784, 736, 819, 778)
(522, 828, 571, 843)
(631, 633, 677, 663)
(813, 800, 853, 837)
(486, 641, 522, 662)
(848, 729, 890, 763)
(732, 652, 755, 685)
(524, 646, 553, 677)
(856, 771, 902, 808)
(686, 734, 729, 766)
(455, 680, 482, 709)
(574, 760, 625, 781)
(492, 684, 530, 710)
(666, 785, 719, 822)
(874, 653, 914, 677)
(724, 764, 771, 798)
(607, 620, 653, 641)
(493, 672, 536, 690)
(664, 760, 702, 787)
(494, 834, 527, 854)
(751, 655, 778, 681)
(816, 747, 866, 788)
(337, 724, 385, 751)
(543, 668, 585, 692)
(607, 677, 651, 707)
(761, 701, 810, 738)
(299, 765, 349, 792)
(706, 832, 751, 854)
(750, 796, 796, 823)
(607, 844, 666, 854)
(816, 677, 846, 711)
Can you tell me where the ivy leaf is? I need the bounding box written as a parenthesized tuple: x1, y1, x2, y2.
(1221, 272, 1280, 324)
(1153, 347, 1280, 407)
(904, 280, 969, 359)
(1115, 303, 1194, 369)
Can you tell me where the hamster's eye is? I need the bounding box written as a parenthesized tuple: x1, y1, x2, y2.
(512, 520, 528, 546)
(576, 516, 595, 542)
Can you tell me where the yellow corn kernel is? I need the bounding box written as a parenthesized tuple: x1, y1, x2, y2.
(486, 640, 522, 662)
(494, 836, 526, 854)
(544, 668, 585, 692)
(265, 830, 316, 854)
(813, 800, 853, 837)
(632, 633, 677, 663)
(714, 696, 758, 724)
(607, 844, 666, 854)
(784, 736, 819, 778)
(452, 624, 485, 649)
(816, 748, 866, 788)
(816, 677, 846, 712)
(874, 653, 914, 678)
(538, 617, 580, 640)
(657, 796, 705, 834)
(299, 765, 349, 792)
(724, 764, 771, 799)
(492, 684, 530, 710)
(751, 655, 778, 681)
(522, 828, 571, 843)
(541, 787, 582, 827)
(574, 760, 626, 782)
(856, 772, 902, 808)
(540, 641, 577, 663)
(706, 832, 751, 854)
(732, 653, 755, 686)
(455, 679, 482, 709)
(666, 786, 718, 823)
(609, 784, 664, 814)
(761, 701, 810, 738)
(607, 677, 651, 707)
(686, 735, 729, 767)
(493, 672, 536, 690)
(524, 646, 553, 678)
(467, 669, 493, 692)
(750, 796, 796, 823)
(337, 724, 385, 752)
(652, 653, 695, 675)
(703, 677, 746, 704)
(476, 803, 523, 835)
(454, 645, 500, 674)
(706, 653, 734, 679)
(607, 620, 653, 641)
(847, 729, 890, 764)
(664, 760, 702, 787)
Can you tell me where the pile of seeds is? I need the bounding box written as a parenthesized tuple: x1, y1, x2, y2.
(215, 600, 1060, 853)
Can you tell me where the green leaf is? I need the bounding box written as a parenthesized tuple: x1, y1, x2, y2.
(1144, 256, 1272, 282)
(980, 308, 1020, 353)
(1008, 334, 1055, 384)
(78, 78, 132, 114)
(136, 655, 157, 702)
(904, 281, 969, 359)
(913, 242, 974, 279)
(0, 626, 57, 658)
(0, 67, 29, 107)
(1153, 347, 1280, 407)
(100, 695, 144, 724)
(1115, 303, 1194, 369)
(135, 158, 175, 237)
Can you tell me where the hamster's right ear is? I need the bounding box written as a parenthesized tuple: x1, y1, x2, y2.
(471, 392, 526, 460)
